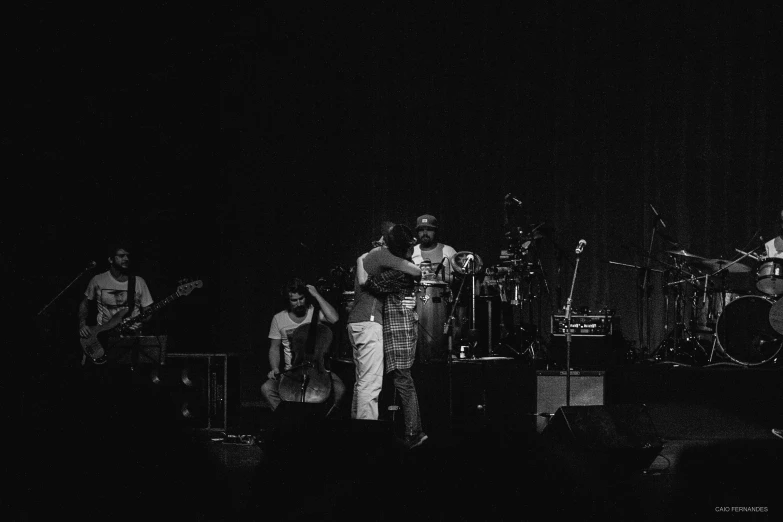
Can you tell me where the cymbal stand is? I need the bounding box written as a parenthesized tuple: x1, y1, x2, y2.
(641, 214, 662, 359)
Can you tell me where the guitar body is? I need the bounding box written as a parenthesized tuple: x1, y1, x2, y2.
(80, 309, 130, 364)
(79, 280, 203, 365)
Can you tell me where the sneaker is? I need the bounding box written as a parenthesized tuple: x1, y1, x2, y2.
(773, 429, 783, 440)
(404, 432, 428, 450)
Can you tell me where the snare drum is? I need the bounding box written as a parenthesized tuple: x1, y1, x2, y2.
(415, 282, 451, 362)
(756, 258, 783, 296)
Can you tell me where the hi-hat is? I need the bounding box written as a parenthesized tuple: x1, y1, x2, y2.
(665, 249, 705, 259)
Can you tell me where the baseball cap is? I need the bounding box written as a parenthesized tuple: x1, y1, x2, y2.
(416, 214, 438, 230)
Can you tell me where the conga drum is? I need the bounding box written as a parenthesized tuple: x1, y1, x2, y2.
(415, 281, 451, 362)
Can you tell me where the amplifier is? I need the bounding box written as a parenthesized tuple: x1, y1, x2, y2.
(551, 314, 614, 337)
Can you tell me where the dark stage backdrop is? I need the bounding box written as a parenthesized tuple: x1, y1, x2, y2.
(7, 3, 783, 402)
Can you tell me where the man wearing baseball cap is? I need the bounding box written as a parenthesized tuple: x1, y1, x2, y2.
(412, 214, 458, 283)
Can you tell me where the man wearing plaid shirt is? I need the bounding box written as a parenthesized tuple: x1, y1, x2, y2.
(364, 224, 428, 450)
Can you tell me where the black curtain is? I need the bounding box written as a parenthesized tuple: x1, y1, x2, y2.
(8, 2, 783, 402)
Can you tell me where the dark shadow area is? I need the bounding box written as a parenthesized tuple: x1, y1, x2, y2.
(12, 360, 229, 521)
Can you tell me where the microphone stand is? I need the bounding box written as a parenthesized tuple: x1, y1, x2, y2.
(564, 249, 583, 407)
(36, 263, 96, 317)
(468, 258, 480, 355)
(444, 270, 471, 434)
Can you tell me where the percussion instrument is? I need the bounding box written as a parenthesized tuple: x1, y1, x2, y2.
(715, 295, 783, 366)
(756, 258, 783, 296)
(665, 249, 707, 259)
(415, 281, 451, 362)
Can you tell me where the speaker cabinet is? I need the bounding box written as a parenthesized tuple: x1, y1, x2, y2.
(535, 370, 604, 433)
(163, 353, 239, 431)
(542, 404, 662, 480)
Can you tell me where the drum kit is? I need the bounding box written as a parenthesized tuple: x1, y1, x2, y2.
(657, 248, 783, 367)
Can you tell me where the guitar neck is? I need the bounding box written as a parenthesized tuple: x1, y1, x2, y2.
(123, 290, 180, 326)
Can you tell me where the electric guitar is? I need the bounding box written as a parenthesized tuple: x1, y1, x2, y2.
(80, 279, 203, 364)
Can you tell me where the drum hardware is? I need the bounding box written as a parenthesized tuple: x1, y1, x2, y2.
(654, 253, 721, 365)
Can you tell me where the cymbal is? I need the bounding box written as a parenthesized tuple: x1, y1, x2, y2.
(665, 249, 706, 259)
(694, 258, 753, 273)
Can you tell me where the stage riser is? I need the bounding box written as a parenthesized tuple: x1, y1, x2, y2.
(337, 360, 783, 436)
(379, 359, 536, 438)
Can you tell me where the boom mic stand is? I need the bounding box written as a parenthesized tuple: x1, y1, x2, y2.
(36, 261, 97, 317)
(564, 240, 586, 406)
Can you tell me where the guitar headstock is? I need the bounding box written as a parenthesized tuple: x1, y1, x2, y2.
(176, 279, 203, 297)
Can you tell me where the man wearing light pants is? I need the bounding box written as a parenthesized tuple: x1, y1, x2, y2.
(347, 228, 421, 420)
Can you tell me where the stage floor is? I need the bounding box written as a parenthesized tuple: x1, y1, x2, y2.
(202, 361, 783, 520)
(11, 362, 783, 520)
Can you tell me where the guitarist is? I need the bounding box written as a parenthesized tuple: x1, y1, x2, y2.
(262, 278, 345, 413)
(77, 241, 154, 360)
(75, 241, 154, 425)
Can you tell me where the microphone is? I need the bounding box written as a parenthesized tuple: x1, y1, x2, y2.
(434, 256, 447, 276)
(575, 240, 586, 255)
(86, 260, 97, 270)
(505, 193, 523, 206)
(650, 204, 667, 228)
(462, 254, 474, 270)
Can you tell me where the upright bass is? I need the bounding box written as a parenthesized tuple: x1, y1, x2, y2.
(278, 301, 334, 404)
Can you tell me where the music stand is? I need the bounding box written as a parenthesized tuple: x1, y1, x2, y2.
(106, 334, 167, 370)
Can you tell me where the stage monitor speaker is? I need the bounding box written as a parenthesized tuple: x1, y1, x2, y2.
(163, 353, 239, 431)
(535, 371, 604, 433)
(542, 404, 663, 481)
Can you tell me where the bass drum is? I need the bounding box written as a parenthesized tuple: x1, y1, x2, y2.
(715, 295, 783, 366)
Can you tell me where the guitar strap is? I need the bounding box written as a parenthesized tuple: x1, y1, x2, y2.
(126, 274, 136, 323)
